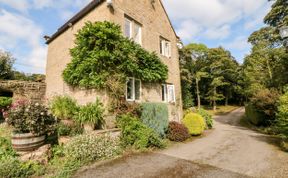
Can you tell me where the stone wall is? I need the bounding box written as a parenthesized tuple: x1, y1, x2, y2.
(0, 80, 46, 102)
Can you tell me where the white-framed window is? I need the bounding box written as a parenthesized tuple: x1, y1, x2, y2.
(162, 84, 175, 103)
(133, 22, 142, 45)
(124, 18, 132, 39)
(160, 38, 171, 57)
(126, 78, 141, 101)
(124, 16, 142, 45)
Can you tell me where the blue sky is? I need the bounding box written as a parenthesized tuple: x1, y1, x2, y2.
(0, 0, 272, 74)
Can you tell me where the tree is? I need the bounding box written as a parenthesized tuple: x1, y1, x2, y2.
(264, 0, 288, 28)
(180, 43, 209, 109)
(0, 50, 14, 80)
(206, 47, 240, 109)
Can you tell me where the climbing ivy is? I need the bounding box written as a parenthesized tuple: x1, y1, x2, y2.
(63, 21, 168, 93)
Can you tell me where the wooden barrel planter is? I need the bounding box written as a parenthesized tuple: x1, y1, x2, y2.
(11, 133, 45, 152)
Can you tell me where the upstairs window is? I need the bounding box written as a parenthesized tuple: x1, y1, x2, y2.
(160, 38, 171, 57)
(126, 78, 141, 101)
(133, 22, 142, 45)
(162, 84, 175, 103)
(124, 16, 142, 45)
(125, 18, 132, 39)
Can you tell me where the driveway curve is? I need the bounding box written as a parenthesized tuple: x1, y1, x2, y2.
(74, 108, 288, 178)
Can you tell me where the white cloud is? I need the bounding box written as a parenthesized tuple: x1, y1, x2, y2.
(0, 0, 92, 19)
(223, 36, 250, 51)
(0, 10, 46, 73)
(163, 0, 271, 42)
(0, 0, 93, 73)
(0, 0, 29, 13)
(204, 25, 231, 40)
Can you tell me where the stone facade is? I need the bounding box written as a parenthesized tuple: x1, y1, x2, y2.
(46, 0, 183, 121)
(0, 80, 46, 102)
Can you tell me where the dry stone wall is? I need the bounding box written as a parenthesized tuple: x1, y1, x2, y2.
(0, 80, 46, 102)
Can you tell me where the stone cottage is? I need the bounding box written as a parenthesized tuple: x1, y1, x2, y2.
(45, 0, 183, 121)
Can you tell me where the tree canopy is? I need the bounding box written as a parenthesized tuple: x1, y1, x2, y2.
(0, 50, 14, 80)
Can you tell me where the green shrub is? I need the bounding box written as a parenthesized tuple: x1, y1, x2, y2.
(62, 21, 168, 90)
(197, 108, 213, 129)
(50, 95, 79, 120)
(167, 121, 190, 142)
(0, 97, 12, 109)
(0, 157, 43, 178)
(117, 115, 166, 149)
(0, 137, 16, 158)
(182, 113, 205, 135)
(245, 103, 266, 126)
(76, 99, 105, 128)
(64, 134, 122, 163)
(6, 100, 56, 135)
(276, 92, 288, 138)
(0, 97, 12, 120)
(57, 122, 83, 137)
(140, 103, 169, 137)
(250, 89, 279, 126)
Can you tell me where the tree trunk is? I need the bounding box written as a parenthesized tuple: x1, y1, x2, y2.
(196, 78, 201, 109)
(213, 88, 217, 111)
(225, 94, 228, 106)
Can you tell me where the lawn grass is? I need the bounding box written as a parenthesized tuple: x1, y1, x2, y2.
(204, 105, 240, 116)
(0, 123, 12, 138)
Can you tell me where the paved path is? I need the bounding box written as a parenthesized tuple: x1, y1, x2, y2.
(74, 108, 288, 178)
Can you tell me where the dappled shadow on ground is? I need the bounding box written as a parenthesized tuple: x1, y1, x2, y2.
(74, 152, 250, 178)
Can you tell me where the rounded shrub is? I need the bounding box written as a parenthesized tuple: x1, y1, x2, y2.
(182, 113, 205, 135)
(167, 121, 190, 142)
(197, 108, 213, 129)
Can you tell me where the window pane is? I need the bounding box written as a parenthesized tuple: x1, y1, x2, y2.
(135, 79, 141, 100)
(126, 78, 133, 100)
(167, 85, 175, 102)
(134, 23, 141, 44)
(160, 39, 163, 55)
(162, 84, 167, 101)
(125, 18, 131, 38)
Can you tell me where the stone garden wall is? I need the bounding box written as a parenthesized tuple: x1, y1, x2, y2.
(0, 80, 46, 102)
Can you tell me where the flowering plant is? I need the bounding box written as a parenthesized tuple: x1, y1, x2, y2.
(6, 100, 56, 135)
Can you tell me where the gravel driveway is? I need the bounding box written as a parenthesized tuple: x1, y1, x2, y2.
(74, 108, 288, 178)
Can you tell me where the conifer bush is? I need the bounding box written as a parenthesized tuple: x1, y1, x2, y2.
(182, 113, 205, 135)
(140, 103, 169, 137)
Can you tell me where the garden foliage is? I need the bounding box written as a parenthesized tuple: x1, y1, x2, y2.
(6, 100, 56, 135)
(0, 97, 12, 109)
(62, 21, 168, 93)
(56, 122, 83, 137)
(197, 108, 213, 129)
(117, 115, 165, 149)
(167, 121, 190, 142)
(249, 89, 279, 126)
(276, 91, 288, 138)
(182, 112, 205, 135)
(64, 134, 122, 163)
(76, 99, 105, 128)
(140, 103, 169, 137)
(50, 95, 79, 120)
(0, 157, 43, 178)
